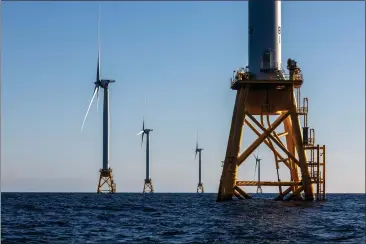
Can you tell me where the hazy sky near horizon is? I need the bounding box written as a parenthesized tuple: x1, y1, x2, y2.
(1, 1, 365, 193)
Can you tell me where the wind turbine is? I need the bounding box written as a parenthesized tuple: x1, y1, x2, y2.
(137, 117, 154, 193)
(81, 7, 116, 193)
(253, 149, 263, 194)
(195, 133, 204, 193)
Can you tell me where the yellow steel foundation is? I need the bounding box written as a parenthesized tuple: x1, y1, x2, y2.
(97, 168, 116, 193)
(143, 179, 154, 193)
(197, 183, 204, 193)
(217, 63, 326, 202)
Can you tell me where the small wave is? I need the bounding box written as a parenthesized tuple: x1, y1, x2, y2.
(1, 193, 364, 243)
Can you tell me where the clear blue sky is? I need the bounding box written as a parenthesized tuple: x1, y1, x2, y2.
(1, 1, 364, 193)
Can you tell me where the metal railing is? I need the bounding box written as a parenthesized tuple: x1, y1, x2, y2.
(297, 106, 308, 114)
(290, 72, 304, 81)
(230, 67, 253, 86)
(308, 138, 314, 145)
(230, 78, 235, 87)
(229, 63, 304, 87)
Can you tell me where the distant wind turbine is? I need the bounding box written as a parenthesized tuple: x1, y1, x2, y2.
(81, 6, 116, 193)
(253, 149, 262, 194)
(195, 132, 204, 193)
(137, 117, 154, 193)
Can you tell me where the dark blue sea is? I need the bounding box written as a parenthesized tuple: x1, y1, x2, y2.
(1, 193, 365, 244)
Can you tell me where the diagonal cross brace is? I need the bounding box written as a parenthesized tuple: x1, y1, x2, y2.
(100, 178, 109, 187)
(243, 118, 291, 169)
(244, 112, 300, 167)
(237, 111, 290, 165)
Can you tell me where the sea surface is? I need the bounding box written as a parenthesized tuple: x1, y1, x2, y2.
(1, 193, 365, 244)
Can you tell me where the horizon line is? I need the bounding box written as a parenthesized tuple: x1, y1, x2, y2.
(1, 191, 365, 194)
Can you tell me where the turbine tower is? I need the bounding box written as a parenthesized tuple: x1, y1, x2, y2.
(81, 8, 116, 193)
(253, 150, 263, 194)
(195, 136, 204, 193)
(137, 118, 154, 193)
(217, 0, 326, 202)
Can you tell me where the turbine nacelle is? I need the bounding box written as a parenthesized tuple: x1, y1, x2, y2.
(253, 149, 262, 181)
(253, 151, 261, 162)
(137, 118, 153, 147)
(194, 148, 203, 159)
(143, 129, 153, 134)
(194, 135, 203, 159)
(95, 79, 115, 89)
(81, 79, 115, 131)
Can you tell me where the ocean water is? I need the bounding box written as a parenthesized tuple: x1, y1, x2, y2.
(1, 193, 365, 244)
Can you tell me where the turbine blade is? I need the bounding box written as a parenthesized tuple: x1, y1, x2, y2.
(96, 87, 100, 112)
(96, 6, 101, 112)
(97, 53, 100, 82)
(97, 4, 100, 82)
(142, 117, 145, 131)
(141, 133, 144, 148)
(191, 149, 196, 159)
(137, 131, 144, 136)
(81, 86, 98, 131)
(196, 130, 199, 150)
